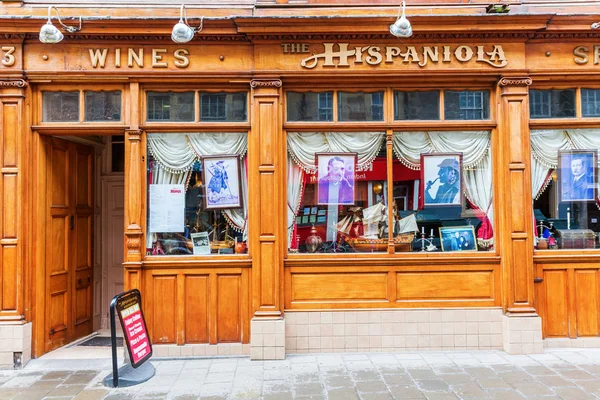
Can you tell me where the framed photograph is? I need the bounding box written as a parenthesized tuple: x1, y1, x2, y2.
(309, 215, 317, 223)
(303, 207, 310, 215)
(439, 226, 478, 252)
(317, 216, 327, 223)
(558, 150, 597, 202)
(316, 152, 357, 205)
(301, 216, 309, 224)
(420, 153, 463, 207)
(311, 207, 318, 215)
(191, 232, 211, 255)
(202, 155, 243, 209)
(317, 209, 326, 216)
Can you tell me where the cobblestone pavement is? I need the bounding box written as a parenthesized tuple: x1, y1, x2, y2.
(2, 349, 600, 399)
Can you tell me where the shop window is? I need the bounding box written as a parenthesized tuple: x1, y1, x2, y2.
(338, 92, 384, 121)
(394, 91, 440, 120)
(146, 132, 248, 256)
(111, 135, 125, 173)
(147, 92, 194, 122)
(287, 132, 388, 253)
(286, 92, 334, 122)
(200, 92, 247, 122)
(532, 129, 600, 251)
(581, 89, 600, 117)
(444, 90, 490, 120)
(391, 131, 494, 252)
(42, 91, 79, 122)
(530, 89, 576, 119)
(84, 91, 122, 122)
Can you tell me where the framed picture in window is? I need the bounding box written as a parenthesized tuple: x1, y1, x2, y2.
(316, 153, 357, 205)
(439, 226, 477, 252)
(191, 232, 211, 255)
(421, 153, 462, 207)
(558, 150, 597, 202)
(202, 155, 243, 209)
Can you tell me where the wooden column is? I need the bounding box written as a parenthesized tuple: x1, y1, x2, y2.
(0, 79, 27, 325)
(123, 83, 144, 291)
(497, 76, 536, 315)
(249, 78, 284, 318)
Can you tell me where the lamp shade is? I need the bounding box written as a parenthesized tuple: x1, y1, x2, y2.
(390, 15, 412, 38)
(40, 21, 64, 44)
(172, 20, 194, 43)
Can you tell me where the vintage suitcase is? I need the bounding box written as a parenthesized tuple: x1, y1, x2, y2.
(558, 229, 596, 249)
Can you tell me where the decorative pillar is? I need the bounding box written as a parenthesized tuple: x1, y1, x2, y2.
(0, 78, 31, 368)
(497, 76, 542, 354)
(249, 78, 285, 360)
(123, 84, 144, 291)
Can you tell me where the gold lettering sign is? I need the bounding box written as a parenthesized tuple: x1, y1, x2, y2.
(573, 46, 600, 65)
(88, 48, 190, 69)
(297, 43, 508, 69)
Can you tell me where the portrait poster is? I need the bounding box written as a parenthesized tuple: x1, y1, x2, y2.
(191, 232, 211, 255)
(420, 153, 463, 207)
(148, 184, 185, 232)
(439, 226, 478, 252)
(316, 153, 357, 205)
(558, 150, 597, 202)
(202, 155, 243, 209)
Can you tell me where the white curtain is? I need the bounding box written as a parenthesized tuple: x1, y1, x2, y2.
(147, 132, 249, 237)
(287, 132, 385, 171)
(286, 154, 305, 248)
(530, 129, 600, 199)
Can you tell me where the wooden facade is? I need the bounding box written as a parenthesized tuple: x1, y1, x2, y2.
(0, 0, 600, 363)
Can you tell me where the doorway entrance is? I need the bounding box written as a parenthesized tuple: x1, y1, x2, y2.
(43, 137, 94, 353)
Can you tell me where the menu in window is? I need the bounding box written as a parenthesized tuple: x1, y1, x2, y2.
(149, 184, 185, 232)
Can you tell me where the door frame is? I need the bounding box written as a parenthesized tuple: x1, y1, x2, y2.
(32, 133, 104, 357)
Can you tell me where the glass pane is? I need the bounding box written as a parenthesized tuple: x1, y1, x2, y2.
(200, 92, 247, 122)
(147, 92, 194, 122)
(287, 133, 388, 254)
(287, 92, 333, 121)
(394, 91, 440, 120)
(532, 134, 600, 251)
(444, 90, 490, 120)
(391, 131, 494, 252)
(338, 92, 384, 121)
(582, 89, 600, 117)
(530, 89, 575, 118)
(111, 135, 124, 173)
(147, 134, 248, 257)
(84, 91, 122, 121)
(42, 92, 79, 122)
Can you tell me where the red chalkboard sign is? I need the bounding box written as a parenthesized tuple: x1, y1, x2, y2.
(115, 290, 152, 368)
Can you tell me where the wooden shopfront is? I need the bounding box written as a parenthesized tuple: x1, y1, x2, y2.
(1, 1, 600, 365)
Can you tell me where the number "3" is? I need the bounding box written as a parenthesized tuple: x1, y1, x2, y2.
(2, 47, 15, 67)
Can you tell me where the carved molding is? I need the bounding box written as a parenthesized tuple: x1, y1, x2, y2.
(0, 79, 27, 88)
(32, 34, 250, 42)
(250, 32, 600, 41)
(250, 79, 282, 88)
(499, 77, 532, 87)
(126, 129, 143, 141)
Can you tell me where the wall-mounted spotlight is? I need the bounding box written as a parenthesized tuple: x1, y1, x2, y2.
(592, 22, 600, 30)
(39, 6, 82, 44)
(390, 1, 412, 38)
(172, 4, 203, 44)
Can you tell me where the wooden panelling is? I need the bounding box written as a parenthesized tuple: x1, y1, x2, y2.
(397, 271, 493, 300)
(541, 269, 569, 337)
(2, 174, 17, 238)
(291, 273, 388, 302)
(575, 270, 599, 336)
(2, 102, 18, 168)
(217, 275, 241, 342)
(1, 245, 16, 310)
(184, 275, 210, 343)
(146, 268, 250, 344)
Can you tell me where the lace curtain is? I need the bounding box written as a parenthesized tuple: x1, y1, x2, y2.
(531, 129, 600, 200)
(147, 132, 248, 238)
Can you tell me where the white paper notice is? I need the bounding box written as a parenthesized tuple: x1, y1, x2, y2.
(149, 184, 185, 233)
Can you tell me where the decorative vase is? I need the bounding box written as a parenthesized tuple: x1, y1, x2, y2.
(305, 225, 323, 253)
(234, 240, 247, 254)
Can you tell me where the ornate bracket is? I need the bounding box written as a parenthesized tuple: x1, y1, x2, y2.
(125, 224, 143, 263)
(0, 79, 27, 88)
(126, 129, 143, 141)
(499, 77, 532, 87)
(250, 79, 282, 88)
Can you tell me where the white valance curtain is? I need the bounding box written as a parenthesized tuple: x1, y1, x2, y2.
(531, 129, 600, 199)
(147, 132, 248, 238)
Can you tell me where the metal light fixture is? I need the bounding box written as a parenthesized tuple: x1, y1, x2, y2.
(39, 6, 82, 44)
(171, 4, 203, 44)
(389, 1, 412, 38)
(592, 22, 600, 30)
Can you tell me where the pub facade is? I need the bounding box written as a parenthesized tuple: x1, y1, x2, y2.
(0, 0, 599, 368)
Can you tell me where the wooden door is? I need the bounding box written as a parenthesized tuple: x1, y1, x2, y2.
(45, 137, 94, 352)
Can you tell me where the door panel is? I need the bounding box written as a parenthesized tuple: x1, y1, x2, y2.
(45, 138, 94, 352)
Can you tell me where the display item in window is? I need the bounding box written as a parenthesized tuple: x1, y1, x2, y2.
(305, 224, 323, 253)
(557, 150, 597, 202)
(316, 153, 356, 205)
(421, 153, 462, 206)
(202, 155, 243, 209)
(439, 226, 477, 252)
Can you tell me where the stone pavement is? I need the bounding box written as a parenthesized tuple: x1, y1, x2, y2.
(1, 349, 600, 399)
